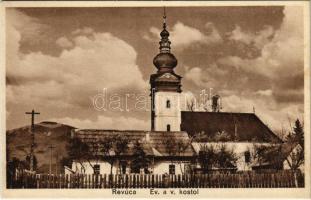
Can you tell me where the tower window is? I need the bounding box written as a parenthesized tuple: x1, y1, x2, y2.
(167, 124, 171, 132)
(166, 100, 171, 108)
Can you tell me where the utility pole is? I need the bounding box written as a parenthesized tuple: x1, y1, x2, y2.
(25, 109, 40, 171)
(55, 151, 58, 175)
(48, 144, 55, 175)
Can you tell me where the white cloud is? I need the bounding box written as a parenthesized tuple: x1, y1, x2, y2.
(55, 36, 73, 48)
(184, 67, 204, 87)
(222, 94, 302, 131)
(6, 9, 48, 43)
(184, 63, 228, 88)
(72, 27, 94, 35)
(219, 6, 304, 79)
(183, 6, 304, 132)
(255, 89, 273, 96)
(6, 9, 147, 111)
(144, 21, 222, 49)
(228, 25, 274, 49)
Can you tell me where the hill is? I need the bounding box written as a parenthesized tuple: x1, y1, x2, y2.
(6, 121, 75, 173)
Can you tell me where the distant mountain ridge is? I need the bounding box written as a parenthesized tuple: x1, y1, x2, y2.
(6, 121, 76, 173)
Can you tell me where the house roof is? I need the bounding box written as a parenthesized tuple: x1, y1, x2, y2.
(74, 129, 195, 157)
(181, 111, 282, 143)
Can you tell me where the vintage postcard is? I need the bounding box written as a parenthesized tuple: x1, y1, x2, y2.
(1, 1, 310, 198)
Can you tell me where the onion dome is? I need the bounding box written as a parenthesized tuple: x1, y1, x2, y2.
(153, 9, 177, 73)
(153, 53, 177, 72)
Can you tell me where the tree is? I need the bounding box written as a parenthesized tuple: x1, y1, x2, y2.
(193, 131, 231, 142)
(184, 92, 197, 111)
(85, 138, 103, 174)
(198, 144, 237, 173)
(113, 135, 129, 174)
(131, 140, 150, 174)
(287, 119, 304, 147)
(252, 144, 283, 169)
(285, 119, 304, 170)
(175, 136, 195, 175)
(198, 145, 217, 173)
(65, 137, 90, 173)
(99, 136, 115, 175)
(285, 145, 304, 170)
(214, 131, 231, 142)
(163, 138, 177, 164)
(217, 145, 238, 169)
(163, 136, 195, 175)
(186, 98, 196, 111)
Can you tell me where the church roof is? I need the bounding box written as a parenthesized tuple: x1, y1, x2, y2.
(181, 111, 282, 143)
(74, 129, 195, 157)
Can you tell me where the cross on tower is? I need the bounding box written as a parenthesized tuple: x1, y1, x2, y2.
(163, 6, 166, 27)
(25, 109, 40, 171)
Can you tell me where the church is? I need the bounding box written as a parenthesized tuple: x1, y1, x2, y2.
(67, 12, 283, 175)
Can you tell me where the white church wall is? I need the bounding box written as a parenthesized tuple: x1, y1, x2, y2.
(154, 91, 182, 131)
(192, 142, 277, 171)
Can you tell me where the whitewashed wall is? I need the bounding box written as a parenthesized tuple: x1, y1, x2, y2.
(192, 142, 277, 171)
(153, 161, 189, 175)
(71, 161, 118, 174)
(69, 160, 190, 175)
(154, 92, 182, 131)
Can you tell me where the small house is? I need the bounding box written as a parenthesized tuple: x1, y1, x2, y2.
(68, 129, 195, 175)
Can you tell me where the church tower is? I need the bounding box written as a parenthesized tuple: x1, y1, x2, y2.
(150, 9, 182, 131)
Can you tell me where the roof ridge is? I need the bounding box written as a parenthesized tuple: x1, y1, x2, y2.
(181, 111, 255, 115)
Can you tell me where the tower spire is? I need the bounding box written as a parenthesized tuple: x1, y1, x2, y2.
(163, 6, 166, 29)
(159, 7, 171, 53)
(153, 7, 178, 72)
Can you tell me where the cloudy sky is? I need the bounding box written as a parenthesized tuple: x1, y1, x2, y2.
(6, 6, 304, 135)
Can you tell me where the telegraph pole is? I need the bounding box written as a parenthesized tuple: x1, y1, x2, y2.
(48, 144, 55, 175)
(55, 151, 58, 175)
(25, 109, 40, 171)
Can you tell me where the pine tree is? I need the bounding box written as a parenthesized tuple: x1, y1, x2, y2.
(293, 119, 304, 148)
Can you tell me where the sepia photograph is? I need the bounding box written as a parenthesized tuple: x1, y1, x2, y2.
(1, 1, 310, 198)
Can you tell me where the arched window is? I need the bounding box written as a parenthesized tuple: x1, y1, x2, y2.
(166, 100, 171, 108)
(167, 124, 171, 132)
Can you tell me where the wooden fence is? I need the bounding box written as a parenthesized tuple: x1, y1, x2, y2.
(8, 170, 304, 189)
